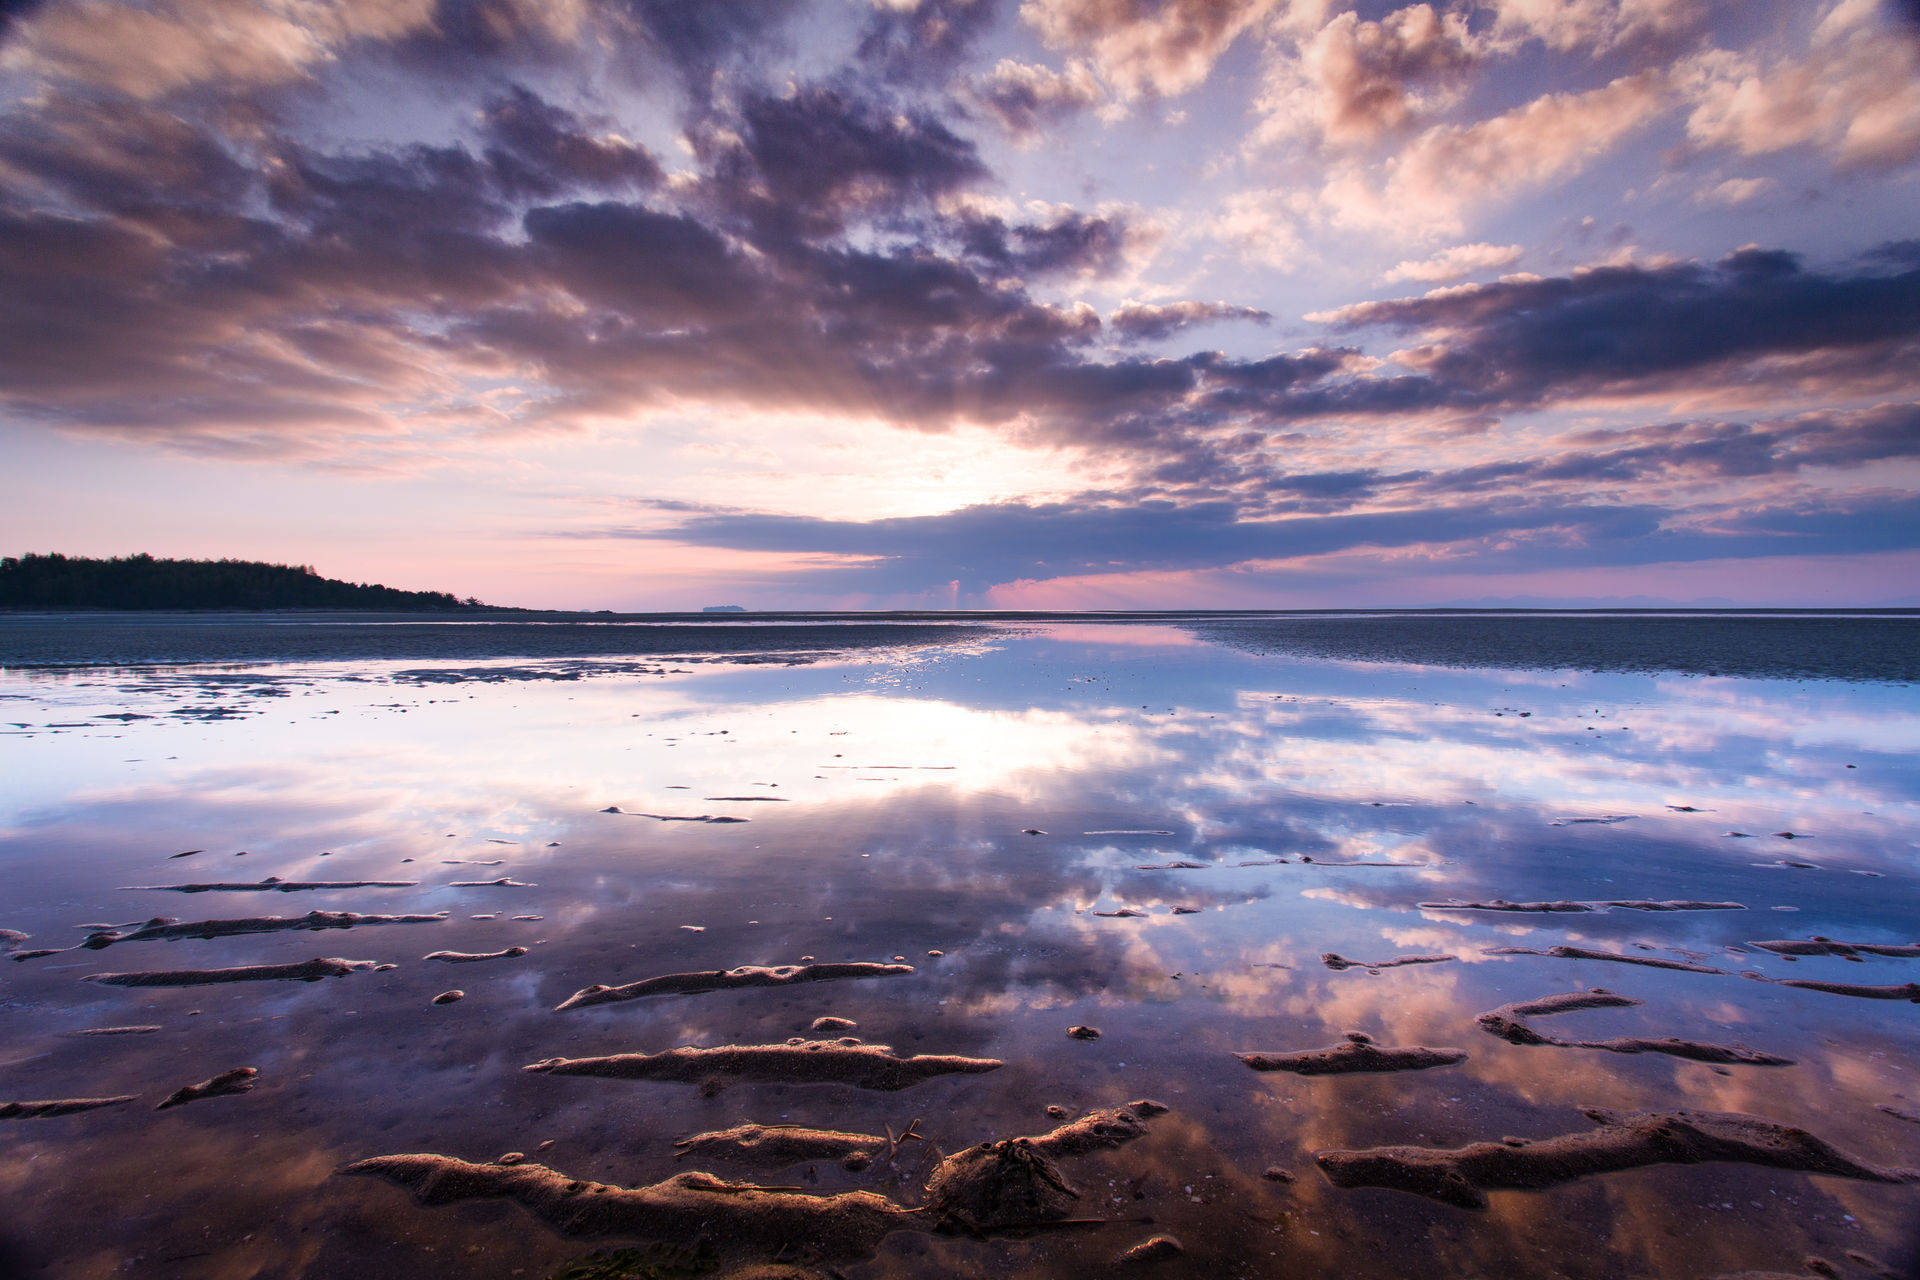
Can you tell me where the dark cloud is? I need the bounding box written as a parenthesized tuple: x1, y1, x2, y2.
(710, 86, 989, 234)
(602, 486, 1920, 594)
(1110, 300, 1271, 341)
(389, 0, 802, 100)
(857, 0, 1001, 86)
(967, 58, 1103, 137)
(954, 207, 1136, 279)
(478, 86, 663, 199)
(1327, 247, 1920, 407)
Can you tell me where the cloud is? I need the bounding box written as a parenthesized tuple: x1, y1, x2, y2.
(969, 57, 1104, 137)
(1255, 3, 1484, 147)
(1018, 0, 1283, 99)
(1316, 70, 1671, 234)
(0, 0, 437, 96)
(1383, 242, 1525, 283)
(594, 481, 1920, 595)
(1682, 0, 1920, 171)
(1315, 246, 1920, 410)
(1110, 299, 1271, 341)
(1487, 0, 1710, 55)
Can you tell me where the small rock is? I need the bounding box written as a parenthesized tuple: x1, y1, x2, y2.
(1261, 1166, 1294, 1183)
(496, 1152, 525, 1165)
(926, 949, 944, 957)
(432, 990, 464, 1005)
(1046, 1105, 1071, 1119)
(811, 1016, 857, 1033)
(1067, 1025, 1101, 1041)
(1022, 828, 1046, 835)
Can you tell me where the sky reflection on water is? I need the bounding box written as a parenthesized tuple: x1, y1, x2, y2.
(2, 619, 1917, 1280)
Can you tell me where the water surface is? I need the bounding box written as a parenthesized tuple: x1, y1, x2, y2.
(2, 613, 1916, 1279)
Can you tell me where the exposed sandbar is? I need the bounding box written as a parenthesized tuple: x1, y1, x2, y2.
(1756, 977, 1920, 1002)
(339, 1158, 910, 1263)
(558, 962, 914, 1011)
(1878, 1104, 1920, 1125)
(1486, 946, 1728, 974)
(923, 1100, 1168, 1234)
(448, 877, 536, 887)
(1323, 953, 1456, 971)
(1751, 938, 1920, 959)
(83, 956, 386, 987)
(120, 876, 418, 894)
(672, 1123, 887, 1170)
(340, 1098, 1165, 1261)
(0, 927, 29, 952)
(525, 1039, 1002, 1093)
(1421, 899, 1744, 913)
(1476, 991, 1792, 1065)
(1238, 1032, 1466, 1076)
(156, 1066, 258, 1110)
(1315, 1106, 1918, 1209)
(1134, 861, 1206, 870)
(60, 1026, 163, 1037)
(80, 910, 446, 949)
(1, 1096, 138, 1118)
(424, 947, 528, 963)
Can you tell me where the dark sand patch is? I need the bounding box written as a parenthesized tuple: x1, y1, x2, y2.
(1314, 1106, 1918, 1209)
(1238, 1032, 1467, 1076)
(1421, 899, 1745, 914)
(1877, 1104, 1920, 1125)
(1486, 945, 1729, 974)
(1476, 991, 1793, 1065)
(1, 1096, 138, 1118)
(60, 1026, 163, 1037)
(524, 1039, 1003, 1094)
(156, 1067, 257, 1110)
(1323, 953, 1457, 972)
(1751, 938, 1920, 959)
(558, 962, 914, 1011)
(423, 947, 528, 963)
(82, 956, 387, 987)
(78, 910, 447, 949)
(120, 876, 418, 893)
(672, 1123, 888, 1171)
(1067, 1026, 1101, 1041)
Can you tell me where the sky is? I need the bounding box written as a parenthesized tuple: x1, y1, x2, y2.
(0, 0, 1917, 610)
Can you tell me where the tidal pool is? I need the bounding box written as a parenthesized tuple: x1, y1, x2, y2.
(2, 614, 1916, 1280)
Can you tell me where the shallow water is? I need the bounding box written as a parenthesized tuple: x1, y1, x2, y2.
(2, 614, 1917, 1280)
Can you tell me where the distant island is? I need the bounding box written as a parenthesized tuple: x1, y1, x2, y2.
(702, 604, 746, 613)
(0, 553, 492, 611)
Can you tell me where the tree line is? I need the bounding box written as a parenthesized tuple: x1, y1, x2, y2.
(0, 553, 492, 611)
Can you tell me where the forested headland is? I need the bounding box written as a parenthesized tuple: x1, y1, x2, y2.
(0, 553, 493, 611)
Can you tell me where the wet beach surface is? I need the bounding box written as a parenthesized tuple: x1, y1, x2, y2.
(2, 612, 1917, 1279)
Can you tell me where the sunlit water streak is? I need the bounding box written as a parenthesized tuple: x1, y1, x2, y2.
(1, 615, 1916, 1279)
